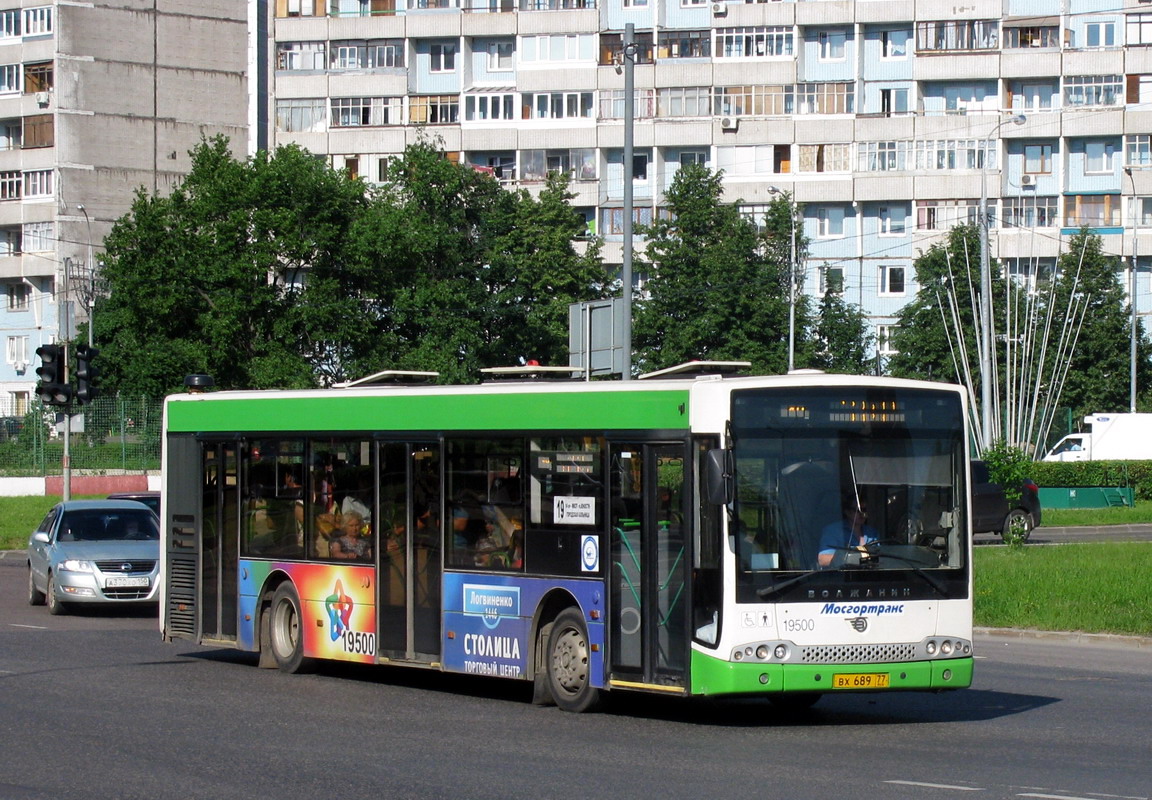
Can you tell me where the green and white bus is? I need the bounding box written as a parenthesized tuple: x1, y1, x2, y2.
(160, 367, 974, 712)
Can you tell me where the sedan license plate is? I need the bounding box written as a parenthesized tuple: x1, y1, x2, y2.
(105, 576, 150, 588)
(832, 672, 890, 689)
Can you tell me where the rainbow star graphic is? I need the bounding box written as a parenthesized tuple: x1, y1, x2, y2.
(325, 580, 354, 642)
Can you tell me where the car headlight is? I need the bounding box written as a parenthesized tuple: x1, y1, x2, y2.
(57, 559, 94, 573)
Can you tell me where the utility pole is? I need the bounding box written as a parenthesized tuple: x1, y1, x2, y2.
(621, 23, 635, 381)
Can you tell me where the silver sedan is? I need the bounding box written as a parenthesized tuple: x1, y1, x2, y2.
(27, 500, 161, 615)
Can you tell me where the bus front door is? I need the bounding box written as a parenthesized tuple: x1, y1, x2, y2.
(609, 442, 689, 690)
(378, 441, 441, 662)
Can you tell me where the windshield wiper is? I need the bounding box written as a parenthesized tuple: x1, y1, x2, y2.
(756, 568, 824, 598)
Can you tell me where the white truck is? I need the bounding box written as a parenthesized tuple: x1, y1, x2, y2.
(1043, 413, 1152, 461)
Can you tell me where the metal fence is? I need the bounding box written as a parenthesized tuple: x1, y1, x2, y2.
(0, 396, 162, 475)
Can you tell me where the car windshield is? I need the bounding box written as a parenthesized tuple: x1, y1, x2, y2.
(730, 386, 968, 602)
(58, 509, 159, 542)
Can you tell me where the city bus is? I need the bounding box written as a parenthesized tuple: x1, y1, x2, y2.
(159, 365, 974, 712)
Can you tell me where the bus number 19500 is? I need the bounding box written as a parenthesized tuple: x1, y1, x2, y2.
(340, 630, 376, 656)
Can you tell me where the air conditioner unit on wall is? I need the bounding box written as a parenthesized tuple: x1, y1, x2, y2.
(720, 116, 739, 131)
(1020, 174, 1035, 186)
(14, 361, 26, 373)
(712, 2, 727, 16)
(34, 91, 49, 107)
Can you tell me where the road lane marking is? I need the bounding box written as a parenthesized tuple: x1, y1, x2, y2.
(9, 624, 47, 630)
(880, 779, 981, 793)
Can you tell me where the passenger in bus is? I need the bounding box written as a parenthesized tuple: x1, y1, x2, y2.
(330, 510, 372, 560)
(818, 497, 879, 567)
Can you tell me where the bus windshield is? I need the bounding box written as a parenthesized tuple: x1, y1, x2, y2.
(730, 386, 967, 603)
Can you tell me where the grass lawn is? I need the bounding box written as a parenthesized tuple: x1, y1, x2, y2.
(974, 543, 1152, 637)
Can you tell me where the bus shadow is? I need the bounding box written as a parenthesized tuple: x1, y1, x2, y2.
(184, 649, 1057, 727)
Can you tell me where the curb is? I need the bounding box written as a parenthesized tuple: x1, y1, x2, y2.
(975, 626, 1152, 650)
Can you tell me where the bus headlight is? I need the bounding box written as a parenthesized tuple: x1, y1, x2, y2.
(773, 644, 788, 660)
(756, 645, 770, 660)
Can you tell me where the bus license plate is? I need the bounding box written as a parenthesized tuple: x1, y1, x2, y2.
(832, 672, 890, 689)
(106, 576, 150, 588)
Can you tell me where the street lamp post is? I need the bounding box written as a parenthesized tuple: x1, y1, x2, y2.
(978, 114, 1026, 451)
(1126, 167, 1138, 413)
(78, 204, 93, 348)
(620, 23, 635, 380)
(767, 186, 797, 371)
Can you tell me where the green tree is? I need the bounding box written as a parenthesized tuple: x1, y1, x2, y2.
(95, 138, 369, 396)
(633, 164, 794, 374)
(888, 224, 995, 384)
(1049, 230, 1152, 419)
(810, 267, 873, 374)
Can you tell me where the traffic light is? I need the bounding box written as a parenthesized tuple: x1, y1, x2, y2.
(75, 344, 100, 405)
(35, 344, 72, 406)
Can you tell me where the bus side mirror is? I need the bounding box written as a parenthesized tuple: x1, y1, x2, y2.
(704, 449, 733, 506)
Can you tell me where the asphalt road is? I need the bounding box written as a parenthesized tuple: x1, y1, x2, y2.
(1, 552, 1149, 800)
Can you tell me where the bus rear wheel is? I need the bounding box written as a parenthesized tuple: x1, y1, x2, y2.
(268, 583, 313, 674)
(547, 608, 601, 713)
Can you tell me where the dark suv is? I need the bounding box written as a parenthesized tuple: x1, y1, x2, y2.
(971, 460, 1042, 542)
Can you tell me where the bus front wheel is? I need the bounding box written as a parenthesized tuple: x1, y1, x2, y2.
(268, 583, 313, 674)
(547, 608, 601, 713)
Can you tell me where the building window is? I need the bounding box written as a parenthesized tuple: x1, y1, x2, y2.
(601, 206, 662, 235)
(1004, 26, 1059, 48)
(715, 27, 793, 59)
(1084, 140, 1117, 174)
(916, 199, 980, 230)
(877, 325, 898, 355)
(716, 145, 777, 176)
(276, 99, 326, 132)
(1003, 196, 1059, 228)
(0, 227, 18, 254)
(657, 30, 710, 59)
(22, 114, 51, 148)
(679, 150, 707, 168)
(277, 41, 326, 70)
(916, 20, 999, 52)
(329, 40, 404, 70)
(409, 95, 459, 124)
(798, 143, 851, 173)
(713, 85, 793, 117)
(600, 89, 655, 120)
(880, 29, 909, 59)
(820, 266, 844, 295)
(1064, 75, 1123, 107)
(1128, 14, 1152, 46)
(521, 34, 593, 64)
(1127, 135, 1152, 168)
(464, 93, 517, 121)
(599, 32, 653, 65)
(915, 139, 993, 171)
(6, 335, 28, 365)
(429, 43, 457, 73)
(878, 205, 907, 235)
(22, 222, 51, 252)
(859, 141, 909, 172)
(1135, 197, 1152, 226)
(331, 97, 400, 127)
(0, 10, 18, 39)
(7, 283, 29, 311)
(1025, 144, 1054, 174)
(818, 30, 847, 61)
(0, 65, 18, 94)
(0, 118, 18, 150)
(1064, 194, 1120, 227)
(486, 41, 514, 71)
(657, 87, 711, 118)
(22, 7, 51, 36)
(815, 206, 846, 238)
(523, 92, 594, 120)
(23, 170, 51, 198)
(795, 82, 854, 115)
(520, 149, 597, 181)
(879, 265, 906, 295)
(0, 171, 21, 200)
(880, 88, 909, 116)
(23, 61, 52, 93)
(1084, 22, 1115, 48)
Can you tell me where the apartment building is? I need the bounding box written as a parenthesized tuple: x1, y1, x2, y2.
(265, 0, 1152, 367)
(0, 0, 247, 414)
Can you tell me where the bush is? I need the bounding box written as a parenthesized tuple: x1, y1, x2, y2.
(1030, 460, 1152, 501)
